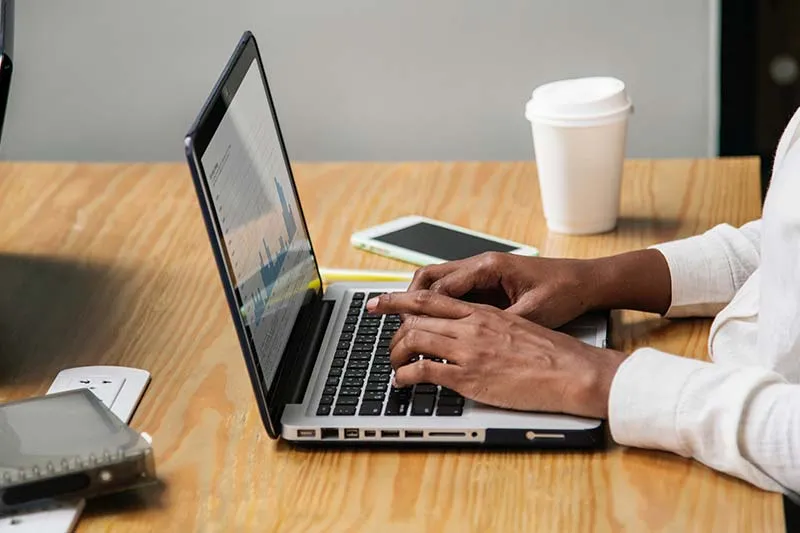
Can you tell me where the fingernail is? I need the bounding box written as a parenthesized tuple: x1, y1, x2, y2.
(366, 297, 379, 311)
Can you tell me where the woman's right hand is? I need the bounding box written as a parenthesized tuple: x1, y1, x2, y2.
(407, 252, 601, 328)
(408, 249, 672, 328)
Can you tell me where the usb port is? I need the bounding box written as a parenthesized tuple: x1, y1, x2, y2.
(344, 428, 359, 439)
(321, 428, 338, 439)
(405, 430, 423, 438)
(381, 430, 400, 438)
(297, 429, 316, 438)
(364, 430, 376, 437)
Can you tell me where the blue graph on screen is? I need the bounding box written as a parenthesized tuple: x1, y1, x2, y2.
(251, 177, 297, 325)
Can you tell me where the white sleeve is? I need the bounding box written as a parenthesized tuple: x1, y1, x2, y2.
(649, 221, 761, 318)
(609, 348, 800, 500)
(756, 150, 800, 383)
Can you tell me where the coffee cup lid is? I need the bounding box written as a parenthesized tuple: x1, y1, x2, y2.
(525, 77, 631, 123)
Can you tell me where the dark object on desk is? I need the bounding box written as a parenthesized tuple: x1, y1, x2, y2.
(0, 0, 12, 145)
(0, 389, 156, 515)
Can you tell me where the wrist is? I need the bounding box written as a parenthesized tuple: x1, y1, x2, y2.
(585, 250, 671, 314)
(572, 348, 627, 419)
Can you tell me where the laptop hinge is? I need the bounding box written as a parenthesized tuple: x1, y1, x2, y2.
(270, 297, 335, 417)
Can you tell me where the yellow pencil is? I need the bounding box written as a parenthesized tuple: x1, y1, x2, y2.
(319, 268, 415, 282)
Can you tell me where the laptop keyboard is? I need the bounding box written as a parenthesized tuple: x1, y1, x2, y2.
(316, 291, 465, 417)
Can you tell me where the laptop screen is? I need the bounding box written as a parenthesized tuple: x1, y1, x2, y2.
(196, 49, 320, 392)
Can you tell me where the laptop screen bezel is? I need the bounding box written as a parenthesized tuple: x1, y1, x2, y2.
(184, 31, 325, 438)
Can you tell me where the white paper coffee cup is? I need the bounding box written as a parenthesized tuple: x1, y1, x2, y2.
(525, 77, 632, 234)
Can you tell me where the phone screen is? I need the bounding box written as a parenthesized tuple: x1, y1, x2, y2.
(373, 222, 517, 261)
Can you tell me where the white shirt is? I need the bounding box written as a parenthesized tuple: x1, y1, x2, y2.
(608, 107, 800, 501)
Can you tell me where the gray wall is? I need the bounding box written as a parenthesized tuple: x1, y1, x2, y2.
(1, 1, 717, 162)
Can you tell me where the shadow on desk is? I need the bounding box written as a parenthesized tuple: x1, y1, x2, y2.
(614, 216, 682, 241)
(82, 482, 167, 519)
(0, 253, 131, 387)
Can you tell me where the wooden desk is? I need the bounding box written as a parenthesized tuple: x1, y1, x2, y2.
(0, 159, 781, 532)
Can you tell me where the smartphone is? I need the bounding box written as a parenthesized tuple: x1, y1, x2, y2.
(350, 215, 539, 266)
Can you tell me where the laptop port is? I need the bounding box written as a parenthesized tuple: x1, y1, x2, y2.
(428, 431, 466, 437)
(320, 428, 338, 439)
(380, 430, 400, 438)
(297, 429, 316, 438)
(405, 430, 423, 438)
(364, 430, 376, 438)
(344, 428, 359, 439)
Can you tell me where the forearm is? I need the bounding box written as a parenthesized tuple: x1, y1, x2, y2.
(609, 348, 800, 498)
(587, 249, 672, 315)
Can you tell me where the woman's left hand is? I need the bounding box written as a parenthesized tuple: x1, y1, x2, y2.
(367, 290, 626, 419)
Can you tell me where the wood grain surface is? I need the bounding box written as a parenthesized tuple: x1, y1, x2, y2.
(0, 159, 781, 532)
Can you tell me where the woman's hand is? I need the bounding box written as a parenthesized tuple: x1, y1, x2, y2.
(367, 290, 627, 419)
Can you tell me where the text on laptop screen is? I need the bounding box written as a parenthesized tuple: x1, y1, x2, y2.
(200, 60, 318, 390)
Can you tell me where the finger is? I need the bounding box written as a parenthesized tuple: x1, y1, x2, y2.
(394, 357, 463, 389)
(428, 261, 499, 298)
(367, 290, 475, 319)
(408, 262, 462, 292)
(390, 328, 466, 368)
(390, 315, 463, 350)
(505, 291, 540, 318)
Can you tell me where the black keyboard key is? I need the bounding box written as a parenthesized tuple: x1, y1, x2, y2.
(373, 356, 390, 365)
(377, 340, 391, 349)
(390, 386, 412, 397)
(372, 364, 392, 373)
(368, 292, 384, 300)
(385, 397, 409, 416)
(347, 308, 361, 317)
(415, 383, 438, 394)
(337, 341, 351, 350)
(363, 391, 386, 402)
(345, 369, 368, 379)
(347, 361, 370, 370)
(333, 405, 356, 416)
(436, 405, 463, 416)
(342, 377, 364, 387)
(411, 395, 435, 416)
(342, 323, 356, 333)
(352, 292, 365, 301)
(334, 349, 348, 359)
(339, 387, 362, 396)
(339, 332, 354, 341)
(437, 395, 464, 406)
(358, 401, 383, 416)
(366, 382, 387, 392)
(350, 352, 372, 362)
(440, 387, 458, 397)
(368, 373, 391, 384)
(319, 394, 334, 405)
(336, 396, 359, 406)
(355, 335, 376, 344)
(323, 386, 337, 396)
(375, 348, 390, 357)
(326, 376, 340, 386)
(328, 367, 342, 377)
(344, 316, 358, 325)
(352, 343, 374, 352)
(330, 359, 345, 368)
(317, 404, 331, 416)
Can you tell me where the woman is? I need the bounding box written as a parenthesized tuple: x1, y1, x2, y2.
(367, 109, 800, 500)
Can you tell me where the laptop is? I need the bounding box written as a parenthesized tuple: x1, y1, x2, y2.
(0, 0, 13, 144)
(184, 31, 609, 448)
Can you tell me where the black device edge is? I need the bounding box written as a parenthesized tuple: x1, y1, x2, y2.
(269, 298, 335, 412)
